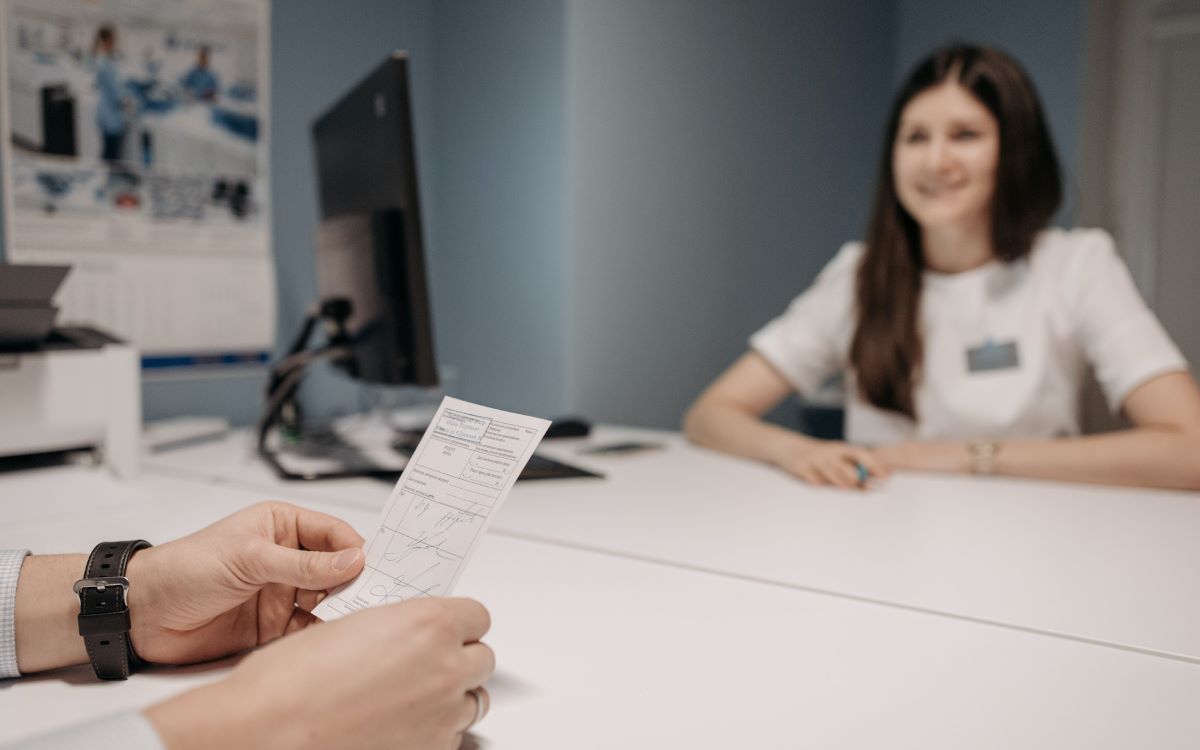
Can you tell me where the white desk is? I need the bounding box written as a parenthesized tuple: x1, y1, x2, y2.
(3, 466, 1199, 749)
(142, 426, 1200, 661)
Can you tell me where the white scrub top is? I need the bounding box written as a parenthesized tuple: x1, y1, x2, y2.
(749, 228, 1188, 445)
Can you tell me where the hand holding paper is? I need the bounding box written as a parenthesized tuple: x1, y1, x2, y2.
(314, 396, 549, 620)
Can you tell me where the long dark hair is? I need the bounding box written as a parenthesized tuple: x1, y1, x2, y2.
(850, 43, 1061, 419)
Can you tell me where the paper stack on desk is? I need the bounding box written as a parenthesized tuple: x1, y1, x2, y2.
(313, 396, 549, 620)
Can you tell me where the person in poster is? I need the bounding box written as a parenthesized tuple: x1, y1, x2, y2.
(180, 44, 219, 102)
(91, 24, 127, 163)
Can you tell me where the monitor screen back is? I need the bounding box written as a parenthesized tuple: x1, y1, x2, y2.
(311, 53, 436, 387)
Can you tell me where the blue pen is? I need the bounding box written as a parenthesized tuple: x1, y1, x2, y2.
(854, 462, 870, 486)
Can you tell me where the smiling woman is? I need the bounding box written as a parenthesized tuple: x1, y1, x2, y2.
(851, 45, 1062, 422)
(892, 82, 1000, 271)
(683, 43, 1200, 492)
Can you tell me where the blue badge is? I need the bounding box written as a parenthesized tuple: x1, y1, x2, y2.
(965, 340, 1020, 373)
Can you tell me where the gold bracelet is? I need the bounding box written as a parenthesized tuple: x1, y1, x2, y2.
(967, 440, 1000, 474)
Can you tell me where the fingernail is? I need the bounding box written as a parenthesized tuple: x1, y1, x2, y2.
(332, 548, 361, 572)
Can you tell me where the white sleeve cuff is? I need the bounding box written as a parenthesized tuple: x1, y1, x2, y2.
(1, 549, 31, 680)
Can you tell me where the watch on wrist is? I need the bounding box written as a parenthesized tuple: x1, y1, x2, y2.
(967, 441, 1000, 475)
(74, 540, 152, 680)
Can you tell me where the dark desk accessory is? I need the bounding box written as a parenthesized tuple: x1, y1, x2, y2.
(392, 429, 603, 481)
(0, 264, 70, 348)
(576, 441, 664, 456)
(256, 299, 398, 481)
(545, 416, 591, 439)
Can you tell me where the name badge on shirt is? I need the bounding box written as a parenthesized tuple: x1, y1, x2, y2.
(966, 340, 1020, 373)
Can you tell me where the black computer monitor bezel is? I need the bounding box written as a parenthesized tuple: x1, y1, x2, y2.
(310, 51, 437, 387)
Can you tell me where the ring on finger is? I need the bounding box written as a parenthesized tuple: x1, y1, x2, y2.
(466, 686, 489, 730)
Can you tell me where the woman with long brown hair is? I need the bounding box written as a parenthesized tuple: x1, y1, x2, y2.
(684, 43, 1200, 491)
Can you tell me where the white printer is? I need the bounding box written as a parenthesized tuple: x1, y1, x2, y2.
(0, 329, 140, 478)
(0, 265, 140, 478)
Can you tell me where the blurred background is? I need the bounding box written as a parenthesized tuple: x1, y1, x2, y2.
(1, 0, 1194, 432)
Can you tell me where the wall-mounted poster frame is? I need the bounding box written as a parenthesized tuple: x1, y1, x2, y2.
(0, 0, 274, 377)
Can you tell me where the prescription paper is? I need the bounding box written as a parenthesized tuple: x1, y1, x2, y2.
(313, 397, 549, 620)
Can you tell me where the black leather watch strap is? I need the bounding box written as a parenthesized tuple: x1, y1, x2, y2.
(75, 540, 151, 680)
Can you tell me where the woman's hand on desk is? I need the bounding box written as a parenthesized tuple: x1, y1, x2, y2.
(773, 441, 890, 489)
(126, 501, 366, 665)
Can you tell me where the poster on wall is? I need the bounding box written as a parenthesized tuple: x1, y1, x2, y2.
(0, 0, 273, 375)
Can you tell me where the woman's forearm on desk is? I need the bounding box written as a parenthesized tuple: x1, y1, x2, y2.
(876, 372, 1200, 490)
(684, 352, 890, 488)
(994, 428, 1200, 490)
(685, 401, 890, 488)
(684, 351, 817, 466)
(878, 428, 1200, 490)
(684, 400, 817, 467)
(983, 371, 1200, 489)
(1007, 369, 1200, 490)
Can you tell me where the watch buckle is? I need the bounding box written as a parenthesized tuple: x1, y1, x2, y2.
(73, 576, 130, 595)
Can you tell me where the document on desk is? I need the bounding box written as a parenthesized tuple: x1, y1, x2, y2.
(313, 397, 549, 621)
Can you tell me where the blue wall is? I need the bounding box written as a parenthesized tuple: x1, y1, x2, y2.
(430, 0, 568, 419)
(565, 0, 897, 428)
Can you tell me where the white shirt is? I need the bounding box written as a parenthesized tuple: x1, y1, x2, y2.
(750, 228, 1188, 445)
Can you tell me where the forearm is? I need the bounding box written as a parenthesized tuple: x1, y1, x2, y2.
(15, 554, 89, 673)
(996, 428, 1200, 490)
(684, 400, 820, 468)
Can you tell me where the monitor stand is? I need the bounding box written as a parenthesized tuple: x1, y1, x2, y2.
(256, 299, 402, 482)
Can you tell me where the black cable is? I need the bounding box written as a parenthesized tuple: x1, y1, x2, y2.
(256, 344, 399, 482)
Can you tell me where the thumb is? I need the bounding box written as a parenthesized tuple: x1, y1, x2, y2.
(251, 544, 364, 590)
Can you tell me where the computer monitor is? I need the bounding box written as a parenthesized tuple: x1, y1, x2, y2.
(261, 53, 598, 483)
(310, 52, 437, 387)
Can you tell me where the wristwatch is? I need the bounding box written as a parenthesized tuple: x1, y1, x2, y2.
(967, 441, 1000, 475)
(74, 540, 152, 680)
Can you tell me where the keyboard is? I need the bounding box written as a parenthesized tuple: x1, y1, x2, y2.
(517, 452, 604, 481)
(391, 430, 602, 481)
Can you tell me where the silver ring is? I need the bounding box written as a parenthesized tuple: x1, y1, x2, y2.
(467, 687, 487, 729)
